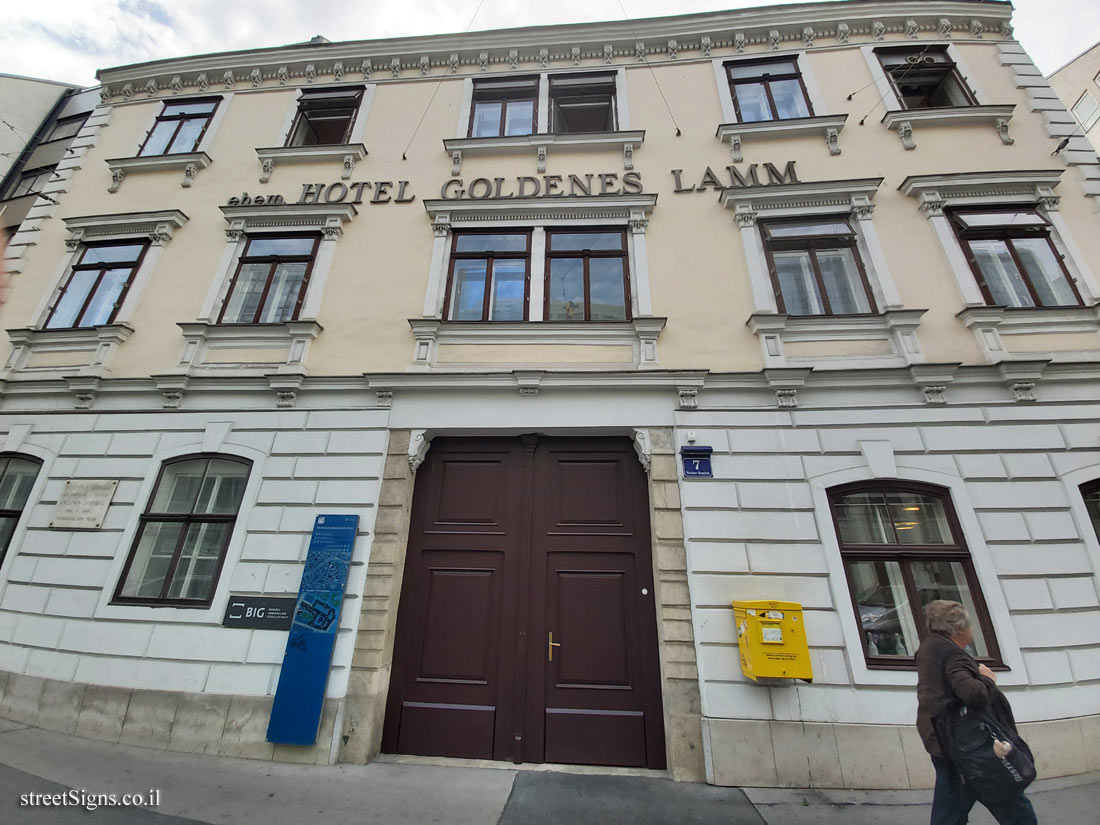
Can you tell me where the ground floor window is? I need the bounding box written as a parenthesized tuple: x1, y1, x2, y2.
(1082, 480, 1100, 542)
(0, 454, 41, 565)
(828, 481, 1001, 668)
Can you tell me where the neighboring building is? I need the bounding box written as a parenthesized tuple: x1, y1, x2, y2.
(0, 75, 98, 242)
(0, 0, 1099, 790)
(1049, 41, 1100, 154)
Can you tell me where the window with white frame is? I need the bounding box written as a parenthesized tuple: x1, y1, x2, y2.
(45, 240, 149, 329)
(549, 73, 618, 133)
(219, 234, 320, 324)
(725, 58, 814, 122)
(1072, 91, 1100, 131)
(0, 454, 41, 566)
(445, 231, 531, 321)
(286, 87, 365, 146)
(949, 208, 1083, 308)
(138, 98, 220, 156)
(469, 77, 538, 137)
(876, 46, 977, 109)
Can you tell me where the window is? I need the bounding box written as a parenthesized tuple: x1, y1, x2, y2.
(1083, 480, 1100, 542)
(444, 232, 530, 321)
(43, 113, 88, 143)
(878, 47, 976, 109)
(219, 235, 319, 324)
(726, 58, 813, 122)
(545, 230, 630, 321)
(138, 98, 219, 156)
(45, 241, 148, 329)
(114, 456, 250, 606)
(0, 455, 41, 565)
(7, 166, 54, 199)
(761, 219, 876, 316)
(829, 482, 1001, 668)
(469, 77, 537, 138)
(1072, 91, 1100, 131)
(950, 208, 1082, 308)
(286, 87, 363, 146)
(549, 73, 617, 133)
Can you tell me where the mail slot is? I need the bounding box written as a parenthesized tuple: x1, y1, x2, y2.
(732, 599, 813, 683)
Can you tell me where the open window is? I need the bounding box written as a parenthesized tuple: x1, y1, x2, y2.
(286, 87, 364, 146)
(113, 455, 251, 607)
(877, 46, 977, 109)
(829, 481, 1002, 669)
(549, 73, 617, 133)
(950, 208, 1083, 308)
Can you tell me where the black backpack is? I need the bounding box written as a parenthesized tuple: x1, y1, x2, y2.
(935, 675, 1037, 805)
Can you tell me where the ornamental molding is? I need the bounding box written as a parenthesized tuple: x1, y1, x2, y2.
(881, 104, 1016, 150)
(956, 306, 1100, 337)
(3, 324, 135, 381)
(254, 143, 367, 183)
(62, 209, 189, 247)
(408, 430, 431, 472)
(899, 169, 1064, 211)
(365, 369, 709, 394)
(720, 177, 882, 217)
(423, 193, 656, 224)
(94, 2, 1012, 100)
(444, 130, 644, 175)
(176, 320, 324, 375)
(717, 115, 848, 163)
(748, 309, 928, 369)
(220, 202, 357, 235)
(104, 152, 212, 193)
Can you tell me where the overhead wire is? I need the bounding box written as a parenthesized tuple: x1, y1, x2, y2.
(616, 0, 681, 136)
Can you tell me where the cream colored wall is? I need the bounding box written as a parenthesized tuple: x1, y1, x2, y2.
(3, 34, 1097, 379)
(1049, 42, 1100, 150)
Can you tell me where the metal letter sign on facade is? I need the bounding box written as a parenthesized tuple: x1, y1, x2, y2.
(221, 595, 297, 630)
(267, 514, 358, 746)
(681, 446, 713, 478)
(50, 479, 119, 529)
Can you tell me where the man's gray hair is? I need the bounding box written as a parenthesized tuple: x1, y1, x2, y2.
(926, 600, 971, 637)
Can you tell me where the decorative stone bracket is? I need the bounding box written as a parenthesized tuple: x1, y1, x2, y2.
(763, 367, 811, 409)
(632, 428, 651, 473)
(996, 358, 1048, 403)
(909, 362, 959, 405)
(881, 104, 1015, 151)
(254, 143, 367, 183)
(267, 372, 306, 408)
(444, 130, 644, 175)
(717, 114, 848, 163)
(408, 429, 431, 471)
(105, 153, 211, 193)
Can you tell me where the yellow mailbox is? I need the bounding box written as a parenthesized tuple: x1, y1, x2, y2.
(732, 599, 813, 683)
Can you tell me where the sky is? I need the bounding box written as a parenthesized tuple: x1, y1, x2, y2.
(1, 0, 1098, 87)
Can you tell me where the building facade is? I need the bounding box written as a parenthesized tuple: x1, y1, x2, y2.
(0, 0, 1098, 789)
(1048, 40, 1100, 154)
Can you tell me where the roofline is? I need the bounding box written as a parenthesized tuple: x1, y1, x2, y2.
(96, 0, 1013, 82)
(0, 71, 82, 90)
(1046, 39, 1100, 80)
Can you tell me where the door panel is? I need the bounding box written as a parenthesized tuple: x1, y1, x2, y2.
(384, 436, 665, 769)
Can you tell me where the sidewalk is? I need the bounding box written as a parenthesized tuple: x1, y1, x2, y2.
(1, 715, 1096, 824)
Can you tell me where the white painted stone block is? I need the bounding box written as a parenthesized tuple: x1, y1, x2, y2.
(26, 648, 79, 681)
(59, 620, 153, 656)
(256, 479, 317, 504)
(17, 529, 70, 555)
(1000, 578, 1053, 611)
(228, 562, 268, 592)
(31, 557, 111, 589)
(205, 663, 274, 695)
(67, 531, 125, 558)
(817, 427, 924, 454)
(687, 541, 749, 573)
(1068, 647, 1100, 681)
(920, 425, 1064, 453)
(1061, 424, 1100, 449)
(264, 564, 302, 594)
(727, 428, 822, 454)
(272, 431, 329, 455)
(967, 481, 1069, 510)
(261, 457, 296, 478)
(1012, 610, 1100, 649)
(107, 432, 162, 456)
(245, 506, 284, 532)
(315, 479, 382, 506)
(327, 429, 390, 454)
(736, 481, 813, 510)
(680, 481, 739, 509)
(5, 555, 37, 583)
(44, 589, 100, 618)
(1023, 511, 1081, 542)
(0, 644, 29, 673)
(802, 609, 846, 648)
(1002, 453, 1056, 479)
(1048, 576, 1100, 609)
(693, 607, 738, 644)
(1022, 650, 1074, 685)
(746, 543, 829, 575)
(72, 457, 150, 479)
(809, 648, 851, 685)
(74, 655, 209, 692)
(992, 544, 1092, 576)
(306, 410, 389, 430)
(1, 584, 51, 613)
(13, 615, 65, 648)
(711, 454, 805, 481)
(295, 455, 377, 479)
(148, 625, 252, 663)
(240, 532, 304, 562)
(247, 631, 288, 664)
(978, 511, 1029, 542)
(60, 433, 112, 456)
(692, 573, 833, 609)
(702, 681, 775, 720)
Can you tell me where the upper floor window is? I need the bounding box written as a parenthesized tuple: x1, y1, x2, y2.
(113, 455, 250, 607)
(138, 98, 219, 156)
(829, 481, 1001, 668)
(469, 77, 537, 138)
(546, 229, 630, 321)
(0, 454, 41, 565)
(7, 166, 53, 199)
(950, 208, 1082, 308)
(45, 241, 148, 329)
(1083, 480, 1100, 541)
(43, 113, 88, 143)
(761, 218, 875, 316)
(550, 73, 617, 133)
(220, 234, 319, 324)
(877, 47, 976, 109)
(287, 87, 364, 146)
(1072, 91, 1100, 131)
(445, 232, 530, 321)
(726, 58, 813, 122)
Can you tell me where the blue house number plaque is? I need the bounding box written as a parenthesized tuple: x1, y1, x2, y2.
(681, 445, 713, 478)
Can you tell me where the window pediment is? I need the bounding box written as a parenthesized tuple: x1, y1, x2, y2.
(220, 202, 356, 237)
(898, 169, 1064, 211)
(720, 177, 882, 221)
(424, 192, 655, 227)
(63, 209, 189, 248)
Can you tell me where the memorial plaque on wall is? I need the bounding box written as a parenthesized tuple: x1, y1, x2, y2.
(50, 480, 119, 529)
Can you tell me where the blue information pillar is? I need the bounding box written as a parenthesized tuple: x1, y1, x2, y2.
(267, 514, 358, 746)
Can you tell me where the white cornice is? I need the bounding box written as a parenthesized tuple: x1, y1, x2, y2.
(105, 152, 212, 193)
(717, 115, 848, 161)
(898, 169, 1064, 198)
(720, 177, 882, 217)
(220, 202, 357, 234)
(62, 209, 189, 246)
(254, 144, 367, 183)
(423, 193, 657, 224)
(94, 2, 1013, 101)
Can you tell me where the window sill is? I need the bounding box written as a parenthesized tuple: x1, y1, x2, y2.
(716, 114, 848, 162)
(443, 130, 645, 174)
(408, 316, 666, 370)
(176, 320, 323, 374)
(254, 143, 367, 183)
(747, 309, 927, 369)
(3, 323, 135, 379)
(105, 151, 211, 193)
(881, 104, 1016, 150)
(957, 304, 1100, 362)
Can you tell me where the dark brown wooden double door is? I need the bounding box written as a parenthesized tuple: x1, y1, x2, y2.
(382, 436, 666, 768)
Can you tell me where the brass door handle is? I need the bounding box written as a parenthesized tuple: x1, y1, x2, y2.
(548, 631, 561, 661)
